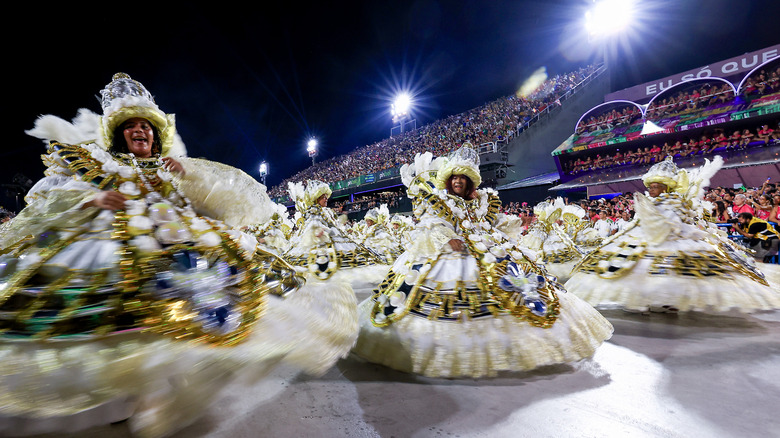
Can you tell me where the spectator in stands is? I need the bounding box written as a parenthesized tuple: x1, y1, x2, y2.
(614, 209, 634, 233)
(593, 210, 615, 237)
(732, 193, 754, 216)
(757, 124, 774, 144)
(727, 130, 741, 151)
(649, 144, 662, 162)
(740, 129, 755, 148)
(713, 200, 731, 223)
(752, 194, 776, 221)
(713, 131, 729, 150)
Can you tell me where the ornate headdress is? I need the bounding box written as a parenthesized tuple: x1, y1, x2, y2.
(390, 214, 410, 226)
(98, 73, 178, 156)
(641, 156, 682, 191)
(434, 144, 482, 190)
(287, 180, 332, 209)
(533, 197, 565, 224)
(364, 204, 390, 224)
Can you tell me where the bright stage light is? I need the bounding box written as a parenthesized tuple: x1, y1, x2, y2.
(585, 0, 636, 38)
(259, 162, 268, 176)
(391, 93, 412, 117)
(307, 138, 318, 152)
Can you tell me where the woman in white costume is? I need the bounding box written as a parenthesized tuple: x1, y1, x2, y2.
(360, 204, 404, 263)
(244, 201, 295, 255)
(352, 146, 613, 378)
(0, 73, 356, 437)
(519, 197, 587, 282)
(565, 156, 780, 313)
(563, 205, 604, 250)
(283, 180, 390, 290)
(388, 213, 414, 248)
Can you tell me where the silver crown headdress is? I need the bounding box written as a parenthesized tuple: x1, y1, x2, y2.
(98, 73, 179, 156)
(435, 143, 482, 189)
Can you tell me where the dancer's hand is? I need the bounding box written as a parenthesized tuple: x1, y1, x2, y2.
(85, 191, 127, 210)
(162, 157, 185, 175)
(448, 239, 466, 252)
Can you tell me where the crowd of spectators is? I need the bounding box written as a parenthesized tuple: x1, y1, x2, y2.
(269, 64, 601, 198)
(704, 179, 780, 224)
(564, 64, 780, 177)
(563, 120, 780, 175)
(498, 179, 780, 238)
(330, 190, 407, 214)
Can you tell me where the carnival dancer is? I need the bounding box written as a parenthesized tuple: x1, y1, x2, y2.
(388, 213, 414, 248)
(360, 204, 404, 263)
(0, 73, 356, 437)
(244, 201, 294, 255)
(283, 180, 390, 291)
(559, 204, 603, 250)
(519, 197, 587, 282)
(352, 146, 613, 378)
(565, 156, 780, 313)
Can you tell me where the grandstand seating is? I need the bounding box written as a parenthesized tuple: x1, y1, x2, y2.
(269, 64, 604, 203)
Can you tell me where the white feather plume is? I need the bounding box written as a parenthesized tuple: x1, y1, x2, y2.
(25, 108, 101, 145)
(287, 181, 306, 203)
(685, 155, 724, 201)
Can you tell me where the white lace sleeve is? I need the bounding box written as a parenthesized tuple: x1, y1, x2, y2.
(174, 157, 274, 228)
(0, 175, 100, 249)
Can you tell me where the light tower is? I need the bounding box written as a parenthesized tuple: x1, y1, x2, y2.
(390, 92, 416, 137)
(259, 161, 268, 185)
(307, 137, 318, 165)
(584, 0, 637, 92)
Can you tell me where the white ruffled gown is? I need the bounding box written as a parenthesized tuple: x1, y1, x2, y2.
(0, 142, 357, 438)
(564, 192, 780, 313)
(352, 188, 613, 378)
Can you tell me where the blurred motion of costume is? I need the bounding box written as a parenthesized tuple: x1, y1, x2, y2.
(0, 73, 356, 437)
(565, 156, 780, 313)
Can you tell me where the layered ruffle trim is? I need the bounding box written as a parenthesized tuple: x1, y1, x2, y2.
(565, 268, 780, 313)
(352, 292, 613, 378)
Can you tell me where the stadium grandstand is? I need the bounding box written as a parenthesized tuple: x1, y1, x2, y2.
(543, 44, 780, 197)
(271, 44, 780, 219)
(270, 63, 610, 219)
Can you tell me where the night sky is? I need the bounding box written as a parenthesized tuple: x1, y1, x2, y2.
(6, 1, 780, 202)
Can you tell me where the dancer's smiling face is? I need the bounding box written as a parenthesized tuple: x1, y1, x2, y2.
(449, 174, 470, 197)
(122, 118, 155, 158)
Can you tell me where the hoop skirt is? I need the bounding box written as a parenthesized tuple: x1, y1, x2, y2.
(0, 142, 357, 437)
(565, 192, 780, 313)
(352, 184, 613, 378)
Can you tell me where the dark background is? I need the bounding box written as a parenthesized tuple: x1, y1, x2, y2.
(5, 1, 779, 210)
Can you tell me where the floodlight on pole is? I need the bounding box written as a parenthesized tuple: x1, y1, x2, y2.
(259, 161, 268, 184)
(391, 93, 412, 119)
(390, 92, 416, 136)
(307, 137, 318, 164)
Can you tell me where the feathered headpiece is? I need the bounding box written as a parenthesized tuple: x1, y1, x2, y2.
(642, 155, 723, 201)
(533, 197, 565, 224)
(26, 73, 186, 157)
(365, 204, 390, 224)
(434, 144, 482, 190)
(288, 179, 332, 209)
(642, 156, 682, 191)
